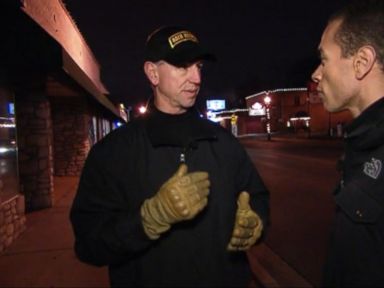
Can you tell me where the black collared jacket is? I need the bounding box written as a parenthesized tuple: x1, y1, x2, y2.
(323, 97, 384, 287)
(70, 106, 269, 287)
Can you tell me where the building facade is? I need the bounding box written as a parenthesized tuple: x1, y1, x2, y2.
(245, 87, 352, 137)
(0, 0, 125, 253)
(210, 86, 352, 138)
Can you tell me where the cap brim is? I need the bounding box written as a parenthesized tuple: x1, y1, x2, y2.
(164, 45, 216, 67)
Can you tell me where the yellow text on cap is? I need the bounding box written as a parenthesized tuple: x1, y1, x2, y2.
(168, 31, 198, 49)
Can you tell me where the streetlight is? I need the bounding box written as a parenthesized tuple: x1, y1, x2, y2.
(264, 95, 272, 141)
(138, 105, 147, 114)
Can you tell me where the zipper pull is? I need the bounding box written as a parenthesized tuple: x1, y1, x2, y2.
(180, 152, 186, 163)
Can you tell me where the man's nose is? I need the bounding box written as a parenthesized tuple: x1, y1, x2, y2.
(188, 65, 201, 84)
(311, 65, 322, 83)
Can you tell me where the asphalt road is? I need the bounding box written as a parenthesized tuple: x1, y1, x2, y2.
(241, 135, 344, 287)
(0, 134, 343, 288)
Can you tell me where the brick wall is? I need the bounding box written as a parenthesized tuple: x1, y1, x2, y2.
(16, 91, 54, 211)
(51, 97, 91, 176)
(0, 195, 26, 253)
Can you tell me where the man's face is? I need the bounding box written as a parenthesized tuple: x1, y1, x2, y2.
(152, 60, 203, 114)
(311, 19, 359, 115)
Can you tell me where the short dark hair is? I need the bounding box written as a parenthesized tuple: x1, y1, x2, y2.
(330, 0, 384, 69)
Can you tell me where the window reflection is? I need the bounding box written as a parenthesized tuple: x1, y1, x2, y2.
(0, 88, 19, 201)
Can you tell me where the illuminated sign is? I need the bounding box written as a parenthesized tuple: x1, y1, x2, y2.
(8, 103, 15, 115)
(249, 102, 266, 116)
(206, 99, 225, 111)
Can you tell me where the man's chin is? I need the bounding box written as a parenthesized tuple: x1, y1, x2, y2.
(324, 104, 340, 113)
(183, 98, 197, 107)
(323, 104, 333, 112)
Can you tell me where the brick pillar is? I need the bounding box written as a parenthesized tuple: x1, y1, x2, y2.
(0, 195, 26, 253)
(51, 96, 91, 176)
(16, 91, 54, 211)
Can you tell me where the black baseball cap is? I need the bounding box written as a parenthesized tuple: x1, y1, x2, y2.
(144, 26, 216, 67)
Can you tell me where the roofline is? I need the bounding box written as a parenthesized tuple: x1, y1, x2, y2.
(245, 87, 307, 100)
(21, 0, 121, 118)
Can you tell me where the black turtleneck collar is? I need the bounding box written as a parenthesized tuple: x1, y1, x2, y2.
(143, 104, 217, 148)
(345, 96, 384, 150)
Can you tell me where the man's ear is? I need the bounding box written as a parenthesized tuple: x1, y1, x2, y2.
(354, 45, 376, 80)
(144, 61, 159, 85)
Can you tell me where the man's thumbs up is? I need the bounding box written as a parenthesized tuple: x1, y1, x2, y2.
(141, 164, 210, 239)
(227, 191, 263, 251)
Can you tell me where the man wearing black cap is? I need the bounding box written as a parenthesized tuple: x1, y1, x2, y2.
(70, 26, 269, 287)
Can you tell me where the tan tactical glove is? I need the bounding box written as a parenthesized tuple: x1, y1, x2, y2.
(141, 164, 210, 239)
(227, 191, 263, 251)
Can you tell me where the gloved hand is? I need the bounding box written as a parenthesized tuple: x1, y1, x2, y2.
(141, 164, 210, 239)
(227, 191, 263, 251)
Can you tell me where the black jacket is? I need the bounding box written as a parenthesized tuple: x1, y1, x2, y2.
(70, 107, 269, 287)
(323, 97, 384, 287)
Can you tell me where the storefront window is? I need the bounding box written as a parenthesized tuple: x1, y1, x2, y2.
(0, 87, 19, 201)
(102, 119, 111, 137)
(88, 116, 113, 145)
(89, 116, 97, 145)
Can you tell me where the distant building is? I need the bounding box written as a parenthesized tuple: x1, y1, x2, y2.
(0, 0, 125, 253)
(210, 86, 352, 137)
(245, 86, 352, 137)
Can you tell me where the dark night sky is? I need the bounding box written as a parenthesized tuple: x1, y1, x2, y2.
(63, 0, 348, 110)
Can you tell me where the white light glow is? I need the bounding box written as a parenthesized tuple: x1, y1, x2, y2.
(0, 123, 15, 128)
(138, 106, 147, 114)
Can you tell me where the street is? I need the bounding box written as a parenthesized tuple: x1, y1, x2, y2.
(0, 135, 344, 288)
(241, 135, 344, 287)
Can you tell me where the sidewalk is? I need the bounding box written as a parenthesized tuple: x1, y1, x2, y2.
(0, 176, 310, 288)
(0, 176, 109, 288)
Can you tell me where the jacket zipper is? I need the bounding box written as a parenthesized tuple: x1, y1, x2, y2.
(180, 151, 186, 163)
(180, 146, 189, 163)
